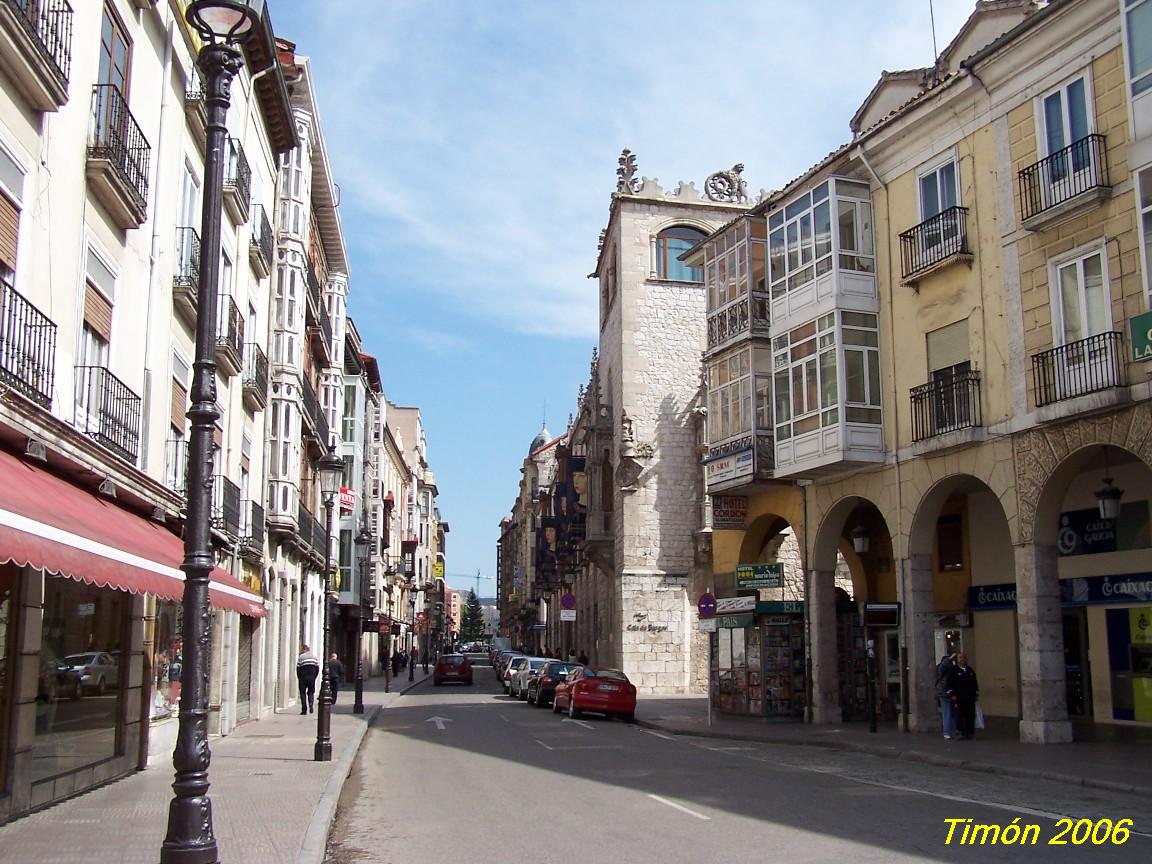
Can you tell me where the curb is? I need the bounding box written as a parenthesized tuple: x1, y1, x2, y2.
(635, 719, 1152, 799)
(296, 677, 430, 864)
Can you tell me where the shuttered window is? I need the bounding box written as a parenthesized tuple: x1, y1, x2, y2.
(926, 320, 968, 372)
(171, 378, 187, 431)
(0, 193, 18, 271)
(84, 282, 113, 341)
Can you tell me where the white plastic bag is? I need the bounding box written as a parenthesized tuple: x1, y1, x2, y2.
(974, 702, 986, 730)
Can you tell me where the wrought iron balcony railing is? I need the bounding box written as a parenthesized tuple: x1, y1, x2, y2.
(305, 259, 322, 311)
(173, 225, 200, 290)
(1019, 134, 1108, 224)
(910, 370, 982, 442)
(899, 205, 970, 281)
(0, 278, 56, 408)
(3, 0, 73, 90)
(215, 295, 244, 373)
(222, 137, 251, 220)
(74, 365, 142, 463)
(301, 375, 329, 443)
(88, 84, 150, 213)
(249, 204, 273, 275)
(240, 498, 264, 550)
(1032, 331, 1124, 408)
(242, 342, 267, 410)
(212, 474, 242, 537)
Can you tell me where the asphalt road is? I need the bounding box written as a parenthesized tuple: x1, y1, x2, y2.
(325, 668, 1152, 864)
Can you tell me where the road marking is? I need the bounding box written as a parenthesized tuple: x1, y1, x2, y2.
(425, 716, 452, 730)
(535, 739, 556, 751)
(641, 729, 676, 741)
(562, 717, 595, 730)
(647, 794, 711, 821)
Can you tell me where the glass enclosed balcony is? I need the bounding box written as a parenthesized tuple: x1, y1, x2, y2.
(701, 217, 770, 354)
(703, 344, 775, 494)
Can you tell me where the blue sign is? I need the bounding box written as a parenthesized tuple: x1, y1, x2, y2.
(969, 574, 1152, 610)
(1057, 502, 1150, 557)
(697, 592, 717, 619)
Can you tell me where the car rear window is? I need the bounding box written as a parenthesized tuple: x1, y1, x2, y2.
(528, 659, 548, 670)
(510, 657, 528, 669)
(442, 656, 464, 666)
(585, 668, 628, 680)
(544, 664, 577, 677)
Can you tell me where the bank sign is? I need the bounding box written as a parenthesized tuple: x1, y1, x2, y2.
(1057, 502, 1150, 556)
(969, 574, 1152, 610)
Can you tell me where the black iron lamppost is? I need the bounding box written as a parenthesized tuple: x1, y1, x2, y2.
(408, 586, 416, 682)
(352, 527, 372, 714)
(315, 442, 344, 761)
(162, 3, 263, 862)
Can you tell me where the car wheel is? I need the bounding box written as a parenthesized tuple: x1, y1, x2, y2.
(568, 699, 582, 720)
(70, 680, 82, 700)
(96, 677, 106, 697)
(622, 713, 636, 723)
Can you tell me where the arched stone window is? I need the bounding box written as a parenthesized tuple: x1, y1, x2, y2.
(655, 225, 706, 281)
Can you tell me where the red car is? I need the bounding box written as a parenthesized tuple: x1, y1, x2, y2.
(433, 654, 473, 686)
(552, 666, 636, 722)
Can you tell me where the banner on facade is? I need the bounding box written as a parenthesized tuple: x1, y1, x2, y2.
(712, 495, 748, 529)
(1057, 503, 1150, 556)
(339, 486, 355, 513)
(715, 595, 756, 614)
(736, 563, 784, 590)
(969, 574, 1152, 610)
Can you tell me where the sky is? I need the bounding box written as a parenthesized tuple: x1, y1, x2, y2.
(269, 0, 975, 596)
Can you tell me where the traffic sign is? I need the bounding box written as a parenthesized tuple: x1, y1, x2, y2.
(697, 592, 717, 619)
(560, 593, 577, 610)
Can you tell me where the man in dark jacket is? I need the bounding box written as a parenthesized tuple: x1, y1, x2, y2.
(946, 652, 979, 739)
(328, 653, 345, 704)
(296, 645, 320, 714)
(936, 653, 956, 739)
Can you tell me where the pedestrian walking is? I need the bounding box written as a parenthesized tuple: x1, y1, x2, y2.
(936, 653, 956, 739)
(328, 653, 345, 704)
(567, 648, 577, 663)
(391, 649, 402, 677)
(296, 644, 320, 714)
(577, 649, 589, 665)
(946, 652, 980, 740)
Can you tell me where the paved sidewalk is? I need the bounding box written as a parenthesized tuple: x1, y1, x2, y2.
(637, 695, 1152, 797)
(0, 669, 433, 864)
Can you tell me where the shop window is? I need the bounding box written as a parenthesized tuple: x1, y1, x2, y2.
(0, 564, 17, 787)
(35, 575, 127, 782)
(937, 514, 964, 571)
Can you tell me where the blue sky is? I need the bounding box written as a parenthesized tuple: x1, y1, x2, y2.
(270, 0, 973, 595)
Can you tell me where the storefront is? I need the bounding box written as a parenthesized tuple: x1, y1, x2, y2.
(0, 449, 264, 822)
(710, 601, 806, 719)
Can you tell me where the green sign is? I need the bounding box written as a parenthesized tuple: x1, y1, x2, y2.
(715, 613, 755, 629)
(756, 600, 804, 614)
(1130, 311, 1152, 362)
(736, 562, 784, 590)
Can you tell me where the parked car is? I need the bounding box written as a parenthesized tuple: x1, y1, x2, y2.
(552, 666, 636, 721)
(510, 657, 549, 700)
(495, 651, 521, 679)
(528, 661, 580, 707)
(502, 656, 529, 693)
(433, 654, 473, 686)
(61, 652, 119, 697)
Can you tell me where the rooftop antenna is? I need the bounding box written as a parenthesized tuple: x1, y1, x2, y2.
(542, 400, 547, 430)
(929, 0, 939, 62)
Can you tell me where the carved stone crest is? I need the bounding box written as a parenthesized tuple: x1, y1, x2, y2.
(705, 163, 749, 203)
(616, 148, 640, 194)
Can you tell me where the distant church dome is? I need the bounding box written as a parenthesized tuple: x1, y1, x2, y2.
(529, 425, 550, 454)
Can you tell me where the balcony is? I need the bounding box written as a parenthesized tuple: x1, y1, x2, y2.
(222, 137, 251, 224)
(295, 498, 326, 563)
(249, 204, 272, 278)
(214, 295, 244, 377)
(184, 67, 207, 145)
(173, 226, 200, 328)
(1032, 331, 1125, 409)
(308, 301, 333, 366)
(704, 431, 775, 494)
(239, 498, 264, 563)
(242, 342, 268, 412)
(0, 0, 71, 111)
(1019, 134, 1109, 231)
(301, 376, 329, 454)
(910, 370, 982, 451)
(86, 84, 150, 229)
(0, 279, 56, 408)
(211, 474, 241, 538)
(165, 438, 188, 499)
(266, 480, 298, 535)
(74, 365, 142, 464)
(305, 259, 322, 314)
(899, 206, 971, 286)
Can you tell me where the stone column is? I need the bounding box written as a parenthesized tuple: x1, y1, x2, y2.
(1015, 543, 1072, 743)
(808, 569, 839, 723)
(902, 554, 938, 733)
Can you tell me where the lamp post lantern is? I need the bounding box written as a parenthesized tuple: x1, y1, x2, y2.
(162, 3, 264, 862)
(353, 527, 372, 714)
(315, 442, 343, 761)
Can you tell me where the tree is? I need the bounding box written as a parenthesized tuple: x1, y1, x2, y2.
(460, 590, 486, 642)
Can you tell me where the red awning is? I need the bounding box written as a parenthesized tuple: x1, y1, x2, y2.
(0, 448, 264, 617)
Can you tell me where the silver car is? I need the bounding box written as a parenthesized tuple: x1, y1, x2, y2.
(61, 652, 118, 697)
(502, 656, 528, 693)
(511, 657, 550, 700)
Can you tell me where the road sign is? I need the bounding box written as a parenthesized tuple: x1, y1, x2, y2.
(560, 593, 577, 610)
(560, 609, 576, 621)
(697, 618, 718, 633)
(697, 592, 717, 619)
(736, 562, 784, 590)
(715, 595, 756, 614)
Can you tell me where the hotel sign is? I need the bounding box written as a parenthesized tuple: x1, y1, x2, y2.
(712, 495, 748, 529)
(736, 563, 784, 590)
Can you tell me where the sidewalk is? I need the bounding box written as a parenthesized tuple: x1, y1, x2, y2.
(636, 695, 1152, 798)
(0, 669, 433, 864)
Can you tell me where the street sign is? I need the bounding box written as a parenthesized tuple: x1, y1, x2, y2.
(736, 562, 784, 590)
(863, 602, 900, 627)
(1130, 310, 1152, 361)
(715, 595, 756, 614)
(697, 592, 717, 619)
(560, 609, 576, 621)
(697, 618, 718, 633)
(715, 613, 754, 629)
(560, 593, 577, 610)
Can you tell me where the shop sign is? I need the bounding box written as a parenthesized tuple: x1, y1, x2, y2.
(862, 602, 900, 628)
(560, 609, 576, 621)
(339, 486, 355, 513)
(969, 574, 1152, 610)
(712, 495, 748, 529)
(736, 562, 784, 590)
(434, 561, 445, 579)
(1057, 502, 1150, 556)
(715, 595, 756, 614)
(1130, 310, 1152, 361)
(715, 613, 754, 629)
(76, 602, 95, 617)
(756, 600, 804, 614)
(705, 448, 754, 486)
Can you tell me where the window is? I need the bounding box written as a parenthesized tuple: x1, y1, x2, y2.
(1127, 0, 1152, 95)
(706, 349, 752, 443)
(0, 145, 25, 282)
(98, 5, 130, 93)
(836, 183, 875, 273)
(342, 384, 356, 440)
(704, 220, 768, 313)
(1052, 248, 1109, 345)
(1140, 169, 1152, 297)
(655, 226, 706, 281)
(768, 182, 832, 298)
(178, 162, 199, 229)
(1040, 75, 1092, 171)
(919, 160, 958, 221)
(220, 248, 233, 299)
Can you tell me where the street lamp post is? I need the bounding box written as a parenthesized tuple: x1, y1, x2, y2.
(162, 3, 263, 862)
(315, 442, 344, 762)
(352, 528, 372, 714)
(408, 588, 416, 683)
